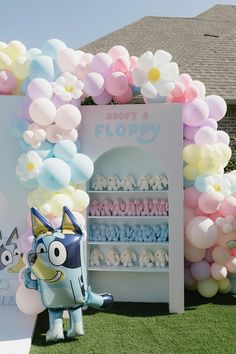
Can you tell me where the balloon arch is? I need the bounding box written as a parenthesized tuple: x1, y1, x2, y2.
(1, 39, 236, 302)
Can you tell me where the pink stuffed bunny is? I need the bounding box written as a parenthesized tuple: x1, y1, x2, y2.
(113, 199, 122, 216)
(100, 199, 113, 216)
(141, 199, 150, 216)
(134, 199, 143, 216)
(89, 199, 100, 216)
(124, 199, 136, 216)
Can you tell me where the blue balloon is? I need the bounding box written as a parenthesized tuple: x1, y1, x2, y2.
(37, 158, 71, 191)
(19, 138, 31, 151)
(69, 153, 94, 184)
(195, 174, 208, 193)
(41, 39, 66, 60)
(53, 59, 62, 79)
(53, 140, 77, 162)
(131, 85, 141, 95)
(11, 120, 29, 138)
(183, 178, 195, 188)
(29, 55, 55, 81)
(21, 77, 31, 94)
(36, 141, 54, 160)
(28, 48, 42, 61)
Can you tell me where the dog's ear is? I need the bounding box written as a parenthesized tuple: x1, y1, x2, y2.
(6, 227, 18, 245)
(61, 207, 83, 235)
(31, 207, 54, 238)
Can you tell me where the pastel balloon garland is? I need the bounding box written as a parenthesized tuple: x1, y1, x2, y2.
(1, 38, 236, 301)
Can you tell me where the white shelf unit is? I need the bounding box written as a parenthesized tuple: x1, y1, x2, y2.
(86, 146, 171, 304)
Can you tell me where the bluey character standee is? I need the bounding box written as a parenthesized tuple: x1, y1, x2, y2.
(23, 207, 113, 341)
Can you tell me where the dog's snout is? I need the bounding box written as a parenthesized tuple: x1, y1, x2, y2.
(28, 253, 37, 265)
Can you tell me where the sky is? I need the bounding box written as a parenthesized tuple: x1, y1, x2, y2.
(1, 0, 236, 49)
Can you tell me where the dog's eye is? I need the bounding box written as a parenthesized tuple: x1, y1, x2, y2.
(1, 250, 13, 266)
(48, 241, 67, 266)
(36, 244, 46, 254)
(14, 248, 20, 256)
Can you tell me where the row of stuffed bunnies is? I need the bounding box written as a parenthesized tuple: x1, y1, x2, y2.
(89, 223, 169, 242)
(89, 198, 169, 216)
(91, 174, 168, 191)
(89, 247, 169, 268)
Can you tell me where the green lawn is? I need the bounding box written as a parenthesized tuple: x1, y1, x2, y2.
(30, 291, 236, 354)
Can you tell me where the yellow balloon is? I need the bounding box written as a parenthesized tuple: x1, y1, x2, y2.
(72, 190, 90, 212)
(218, 143, 232, 166)
(0, 51, 12, 69)
(183, 144, 201, 165)
(50, 193, 73, 217)
(0, 41, 7, 50)
(197, 277, 218, 298)
(39, 203, 52, 215)
(5, 40, 27, 60)
(217, 278, 232, 293)
(62, 185, 76, 196)
(183, 164, 199, 180)
(11, 56, 29, 80)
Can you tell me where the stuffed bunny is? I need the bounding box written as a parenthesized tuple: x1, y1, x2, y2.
(89, 199, 101, 216)
(100, 199, 113, 216)
(124, 199, 136, 216)
(149, 176, 164, 190)
(105, 248, 120, 266)
(120, 249, 137, 267)
(160, 176, 168, 189)
(121, 175, 137, 191)
(107, 175, 121, 191)
(139, 250, 154, 267)
(154, 249, 169, 268)
(134, 199, 143, 216)
(91, 175, 107, 191)
(89, 248, 104, 266)
(141, 199, 151, 216)
(137, 176, 150, 191)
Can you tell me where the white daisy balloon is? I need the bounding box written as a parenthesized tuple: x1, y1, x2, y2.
(132, 50, 179, 98)
(205, 175, 231, 201)
(16, 151, 42, 181)
(52, 72, 84, 101)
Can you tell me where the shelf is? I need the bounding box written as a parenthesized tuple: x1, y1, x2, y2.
(88, 265, 169, 272)
(87, 190, 168, 193)
(88, 216, 168, 220)
(88, 242, 169, 246)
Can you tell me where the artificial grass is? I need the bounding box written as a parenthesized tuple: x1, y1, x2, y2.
(30, 291, 236, 354)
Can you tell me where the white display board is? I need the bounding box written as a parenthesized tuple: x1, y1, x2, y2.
(79, 104, 184, 313)
(0, 97, 36, 354)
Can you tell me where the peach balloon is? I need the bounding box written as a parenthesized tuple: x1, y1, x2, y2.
(185, 216, 218, 249)
(211, 262, 227, 280)
(219, 196, 236, 216)
(212, 246, 230, 265)
(217, 231, 236, 248)
(198, 192, 221, 214)
(184, 239, 206, 262)
(226, 257, 236, 273)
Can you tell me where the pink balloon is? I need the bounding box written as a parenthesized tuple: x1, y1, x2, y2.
(185, 84, 198, 101)
(114, 57, 130, 73)
(184, 187, 201, 208)
(184, 206, 196, 226)
(209, 211, 223, 221)
(185, 239, 206, 262)
(105, 72, 129, 96)
(179, 73, 192, 86)
(198, 192, 221, 214)
(0, 70, 17, 93)
(201, 118, 218, 130)
(205, 95, 227, 121)
(108, 45, 129, 60)
(129, 56, 138, 69)
(204, 246, 214, 263)
(190, 260, 211, 281)
(27, 78, 52, 100)
(185, 216, 218, 249)
(83, 72, 105, 97)
(195, 207, 209, 217)
(92, 90, 112, 105)
(219, 196, 236, 216)
(91, 53, 113, 77)
(113, 86, 133, 104)
(183, 99, 209, 127)
(16, 284, 45, 315)
(194, 127, 217, 146)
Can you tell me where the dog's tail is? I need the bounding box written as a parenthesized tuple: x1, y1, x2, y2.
(86, 287, 114, 309)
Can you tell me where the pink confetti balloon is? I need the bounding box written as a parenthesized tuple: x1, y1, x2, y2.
(0, 70, 16, 93)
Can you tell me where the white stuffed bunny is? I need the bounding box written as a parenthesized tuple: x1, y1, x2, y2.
(154, 249, 169, 268)
(91, 175, 107, 191)
(139, 250, 154, 267)
(137, 175, 150, 191)
(107, 175, 121, 191)
(160, 176, 168, 189)
(105, 248, 120, 266)
(89, 247, 104, 266)
(149, 176, 164, 190)
(120, 249, 137, 267)
(121, 175, 137, 191)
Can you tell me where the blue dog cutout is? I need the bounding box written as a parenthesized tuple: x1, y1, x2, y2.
(23, 206, 113, 341)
